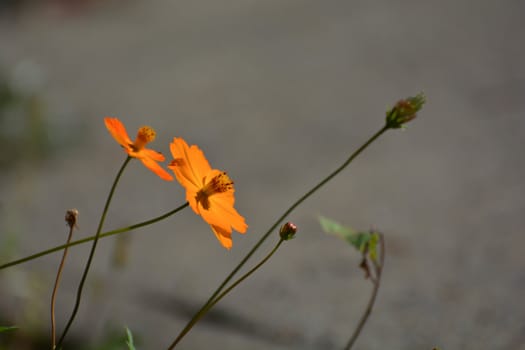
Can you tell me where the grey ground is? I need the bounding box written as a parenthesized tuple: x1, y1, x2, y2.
(1, 0, 525, 349)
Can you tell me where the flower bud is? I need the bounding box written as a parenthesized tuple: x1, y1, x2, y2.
(279, 222, 297, 240)
(65, 209, 79, 228)
(385, 93, 425, 129)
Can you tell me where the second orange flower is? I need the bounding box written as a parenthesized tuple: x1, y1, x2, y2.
(104, 117, 173, 181)
(168, 137, 248, 249)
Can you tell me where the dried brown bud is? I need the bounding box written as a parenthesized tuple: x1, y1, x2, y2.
(65, 209, 79, 229)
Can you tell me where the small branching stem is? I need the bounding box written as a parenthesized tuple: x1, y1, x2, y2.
(56, 156, 131, 348)
(0, 203, 189, 270)
(167, 239, 284, 349)
(344, 233, 385, 350)
(50, 210, 78, 350)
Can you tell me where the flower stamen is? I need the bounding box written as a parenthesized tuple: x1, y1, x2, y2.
(132, 126, 156, 151)
(196, 172, 233, 210)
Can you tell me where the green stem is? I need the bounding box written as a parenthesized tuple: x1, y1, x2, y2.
(0, 203, 189, 271)
(344, 233, 385, 350)
(169, 124, 390, 348)
(51, 217, 76, 350)
(56, 156, 131, 348)
(167, 239, 284, 349)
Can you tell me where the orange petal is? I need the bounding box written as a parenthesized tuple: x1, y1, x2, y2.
(211, 195, 248, 233)
(140, 157, 174, 181)
(185, 189, 200, 214)
(210, 224, 233, 249)
(169, 138, 212, 190)
(199, 194, 247, 234)
(141, 148, 166, 162)
(169, 162, 200, 193)
(104, 117, 133, 149)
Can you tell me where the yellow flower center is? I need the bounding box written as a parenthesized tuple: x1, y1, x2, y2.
(132, 126, 156, 151)
(196, 172, 233, 210)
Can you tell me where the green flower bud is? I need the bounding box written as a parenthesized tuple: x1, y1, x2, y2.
(385, 93, 425, 129)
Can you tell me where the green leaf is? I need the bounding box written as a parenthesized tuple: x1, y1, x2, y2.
(0, 326, 17, 333)
(319, 216, 380, 260)
(352, 232, 373, 252)
(368, 232, 380, 263)
(319, 216, 365, 249)
(319, 215, 356, 238)
(125, 327, 136, 350)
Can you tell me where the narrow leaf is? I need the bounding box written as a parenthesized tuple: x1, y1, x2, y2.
(125, 327, 136, 350)
(319, 216, 372, 252)
(0, 326, 17, 332)
(319, 216, 356, 236)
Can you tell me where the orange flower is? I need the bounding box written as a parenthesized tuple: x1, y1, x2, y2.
(104, 117, 173, 181)
(168, 137, 248, 249)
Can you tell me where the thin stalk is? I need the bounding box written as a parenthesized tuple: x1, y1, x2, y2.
(167, 239, 284, 349)
(56, 156, 131, 348)
(344, 233, 385, 350)
(50, 210, 78, 350)
(0, 203, 189, 270)
(169, 124, 390, 348)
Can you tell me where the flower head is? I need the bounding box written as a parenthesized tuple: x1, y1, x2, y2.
(65, 208, 79, 229)
(279, 222, 297, 240)
(168, 137, 248, 249)
(385, 93, 426, 129)
(104, 117, 173, 181)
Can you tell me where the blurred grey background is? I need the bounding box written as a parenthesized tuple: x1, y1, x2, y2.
(1, 0, 524, 349)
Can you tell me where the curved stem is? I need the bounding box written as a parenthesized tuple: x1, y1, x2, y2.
(169, 124, 389, 348)
(344, 233, 385, 350)
(167, 239, 284, 349)
(50, 215, 77, 350)
(56, 156, 131, 348)
(0, 203, 190, 271)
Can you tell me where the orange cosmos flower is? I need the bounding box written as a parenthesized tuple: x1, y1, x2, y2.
(168, 137, 248, 249)
(104, 117, 173, 181)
